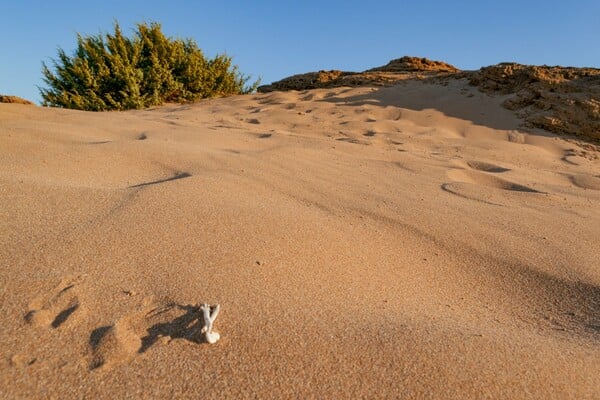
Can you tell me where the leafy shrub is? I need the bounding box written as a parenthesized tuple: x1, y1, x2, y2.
(40, 22, 259, 111)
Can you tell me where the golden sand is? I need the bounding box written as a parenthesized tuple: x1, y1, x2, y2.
(1, 80, 599, 398)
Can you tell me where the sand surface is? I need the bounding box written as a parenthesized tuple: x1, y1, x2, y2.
(1, 80, 599, 399)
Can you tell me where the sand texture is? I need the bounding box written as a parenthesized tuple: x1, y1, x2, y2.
(1, 79, 599, 399)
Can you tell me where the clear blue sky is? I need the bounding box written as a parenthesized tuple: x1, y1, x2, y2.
(1, 1, 599, 104)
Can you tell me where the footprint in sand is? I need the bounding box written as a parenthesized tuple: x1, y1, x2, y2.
(86, 140, 112, 145)
(507, 130, 526, 144)
(561, 148, 599, 166)
(9, 353, 37, 368)
(335, 131, 371, 145)
(465, 160, 510, 173)
(25, 276, 86, 329)
(250, 107, 270, 114)
(442, 161, 542, 205)
(336, 137, 367, 145)
(89, 318, 141, 371)
(448, 168, 541, 193)
(128, 172, 192, 189)
(89, 301, 212, 371)
(301, 93, 320, 101)
(569, 174, 600, 191)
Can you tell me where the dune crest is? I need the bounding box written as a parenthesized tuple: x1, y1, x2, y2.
(260, 56, 600, 143)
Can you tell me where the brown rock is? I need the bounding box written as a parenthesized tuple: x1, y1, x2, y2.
(367, 56, 459, 73)
(257, 57, 600, 142)
(257, 70, 355, 92)
(257, 56, 459, 93)
(0, 95, 34, 105)
(468, 63, 600, 141)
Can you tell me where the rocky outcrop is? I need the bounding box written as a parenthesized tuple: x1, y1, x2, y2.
(0, 95, 34, 105)
(257, 57, 459, 93)
(467, 63, 600, 141)
(257, 57, 599, 143)
(257, 70, 354, 92)
(367, 56, 459, 73)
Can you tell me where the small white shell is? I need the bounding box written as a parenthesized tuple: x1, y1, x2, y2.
(200, 304, 220, 344)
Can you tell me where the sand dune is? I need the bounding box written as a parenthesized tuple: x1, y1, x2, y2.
(1, 79, 599, 398)
(259, 57, 600, 142)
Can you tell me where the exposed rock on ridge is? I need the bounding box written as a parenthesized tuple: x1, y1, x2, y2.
(258, 57, 600, 142)
(257, 56, 459, 93)
(367, 56, 459, 73)
(0, 95, 34, 105)
(467, 63, 600, 140)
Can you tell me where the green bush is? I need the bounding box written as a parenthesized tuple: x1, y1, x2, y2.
(40, 22, 259, 111)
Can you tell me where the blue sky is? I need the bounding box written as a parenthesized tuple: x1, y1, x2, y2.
(1, 1, 599, 104)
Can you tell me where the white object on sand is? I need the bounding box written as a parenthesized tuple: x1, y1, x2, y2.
(200, 304, 220, 344)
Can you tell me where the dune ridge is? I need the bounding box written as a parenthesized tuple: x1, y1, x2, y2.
(259, 56, 600, 143)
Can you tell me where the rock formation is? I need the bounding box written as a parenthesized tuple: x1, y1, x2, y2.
(0, 95, 34, 105)
(258, 57, 600, 142)
(257, 57, 459, 92)
(467, 63, 600, 140)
